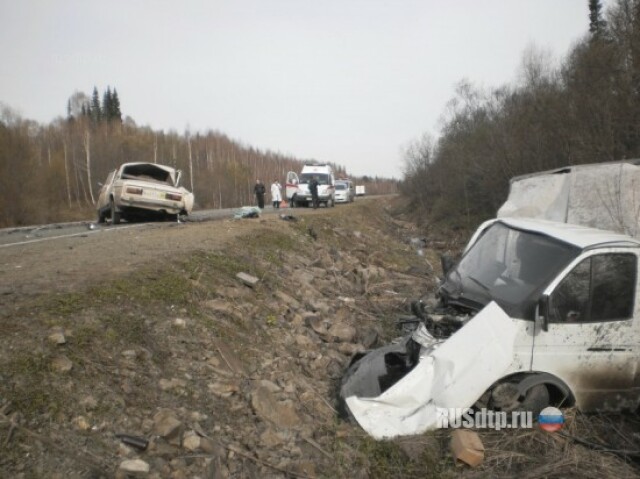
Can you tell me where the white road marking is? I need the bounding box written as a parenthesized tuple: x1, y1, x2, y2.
(0, 223, 147, 248)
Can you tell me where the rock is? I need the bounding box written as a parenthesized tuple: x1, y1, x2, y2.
(394, 434, 441, 461)
(199, 436, 219, 454)
(236, 272, 259, 288)
(274, 291, 301, 309)
(208, 381, 240, 398)
(48, 331, 66, 345)
(336, 343, 365, 356)
(294, 334, 316, 348)
(291, 461, 317, 478)
(359, 328, 379, 348)
(291, 313, 304, 327)
(203, 299, 241, 319)
(182, 431, 202, 451)
(153, 410, 182, 439)
(251, 385, 301, 429)
(257, 379, 281, 393)
(309, 267, 327, 279)
(51, 356, 73, 373)
(173, 318, 187, 328)
(117, 442, 135, 457)
(338, 296, 355, 303)
(326, 359, 344, 379)
(308, 299, 330, 314)
(159, 378, 187, 391)
(213, 340, 245, 375)
(292, 270, 315, 285)
(259, 428, 287, 448)
(72, 416, 91, 431)
(327, 323, 357, 343)
(80, 395, 98, 411)
(305, 316, 328, 336)
(150, 441, 180, 459)
(119, 459, 150, 475)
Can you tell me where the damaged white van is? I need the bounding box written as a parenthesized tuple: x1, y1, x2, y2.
(340, 161, 640, 439)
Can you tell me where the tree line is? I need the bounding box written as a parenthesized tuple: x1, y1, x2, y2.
(402, 0, 640, 227)
(0, 88, 397, 227)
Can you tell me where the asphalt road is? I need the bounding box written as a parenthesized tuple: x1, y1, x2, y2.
(0, 202, 348, 248)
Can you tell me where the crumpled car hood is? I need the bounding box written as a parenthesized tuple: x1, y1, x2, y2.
(344, 302, 517, 439)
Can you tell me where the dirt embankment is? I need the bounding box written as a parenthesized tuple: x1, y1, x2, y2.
(0, 198, 638, 479)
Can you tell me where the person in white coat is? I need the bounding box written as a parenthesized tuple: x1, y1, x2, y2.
(271, 179, 282, 209)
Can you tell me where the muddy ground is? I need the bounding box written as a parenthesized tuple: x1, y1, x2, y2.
(0, 197, 638, 478)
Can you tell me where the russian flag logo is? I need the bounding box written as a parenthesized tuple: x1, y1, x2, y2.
(538, 406, 564, 432)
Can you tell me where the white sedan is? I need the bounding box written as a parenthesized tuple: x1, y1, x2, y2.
(96, 162, 194, 224)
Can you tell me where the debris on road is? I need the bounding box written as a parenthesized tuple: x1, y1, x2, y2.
(115, 434, 149, 451)
(233, 206, 261, 219)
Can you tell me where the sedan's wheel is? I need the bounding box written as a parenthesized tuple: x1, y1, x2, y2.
(110, 200, 121, 225)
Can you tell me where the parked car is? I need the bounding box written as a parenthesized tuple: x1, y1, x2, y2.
(334, 180, 355, 203)
(96, 162, 194, 224)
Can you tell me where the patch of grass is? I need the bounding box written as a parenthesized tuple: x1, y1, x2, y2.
(4, 353, 64, 420)
(356, 436, 450, 479)
(92, 269, 192, 305)
(39, 292, 86, 316)
(265, 314, 277, 327)
(192, 250, 250, 278)
(71, 321, 102, 350)
(101, 312, 147, 345)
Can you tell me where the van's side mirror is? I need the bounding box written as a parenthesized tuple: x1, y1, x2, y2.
(440, 254, 455, 276)
(537, 294, 550, 332)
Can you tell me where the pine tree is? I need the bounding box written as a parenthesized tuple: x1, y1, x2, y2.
(91, 86, 101, 123)
(589, 0, 606, 36)
(111, 88, 122, 122)
(102, 87, 112, 121)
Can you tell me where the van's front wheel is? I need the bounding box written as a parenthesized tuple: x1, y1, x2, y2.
(489, 382, 549, 418)
(518, 384, 550, 418)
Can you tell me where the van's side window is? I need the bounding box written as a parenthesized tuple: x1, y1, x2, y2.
(551, 254, 636, 323)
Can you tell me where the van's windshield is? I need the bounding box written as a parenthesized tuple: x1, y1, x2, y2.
(335, 183, 347, 190)
(300, 173, 330, 185)
(440, 222, 580, 318)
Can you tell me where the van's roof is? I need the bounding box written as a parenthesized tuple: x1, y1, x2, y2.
(496, 217, 640, 250)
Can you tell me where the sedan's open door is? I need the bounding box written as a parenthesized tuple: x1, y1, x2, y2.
(286, 171, 299, 203)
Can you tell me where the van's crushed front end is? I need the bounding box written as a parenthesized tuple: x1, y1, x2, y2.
(339, 302, 516, 439)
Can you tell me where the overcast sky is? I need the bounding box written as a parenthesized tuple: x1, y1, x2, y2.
(0, 1, 606, 178)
